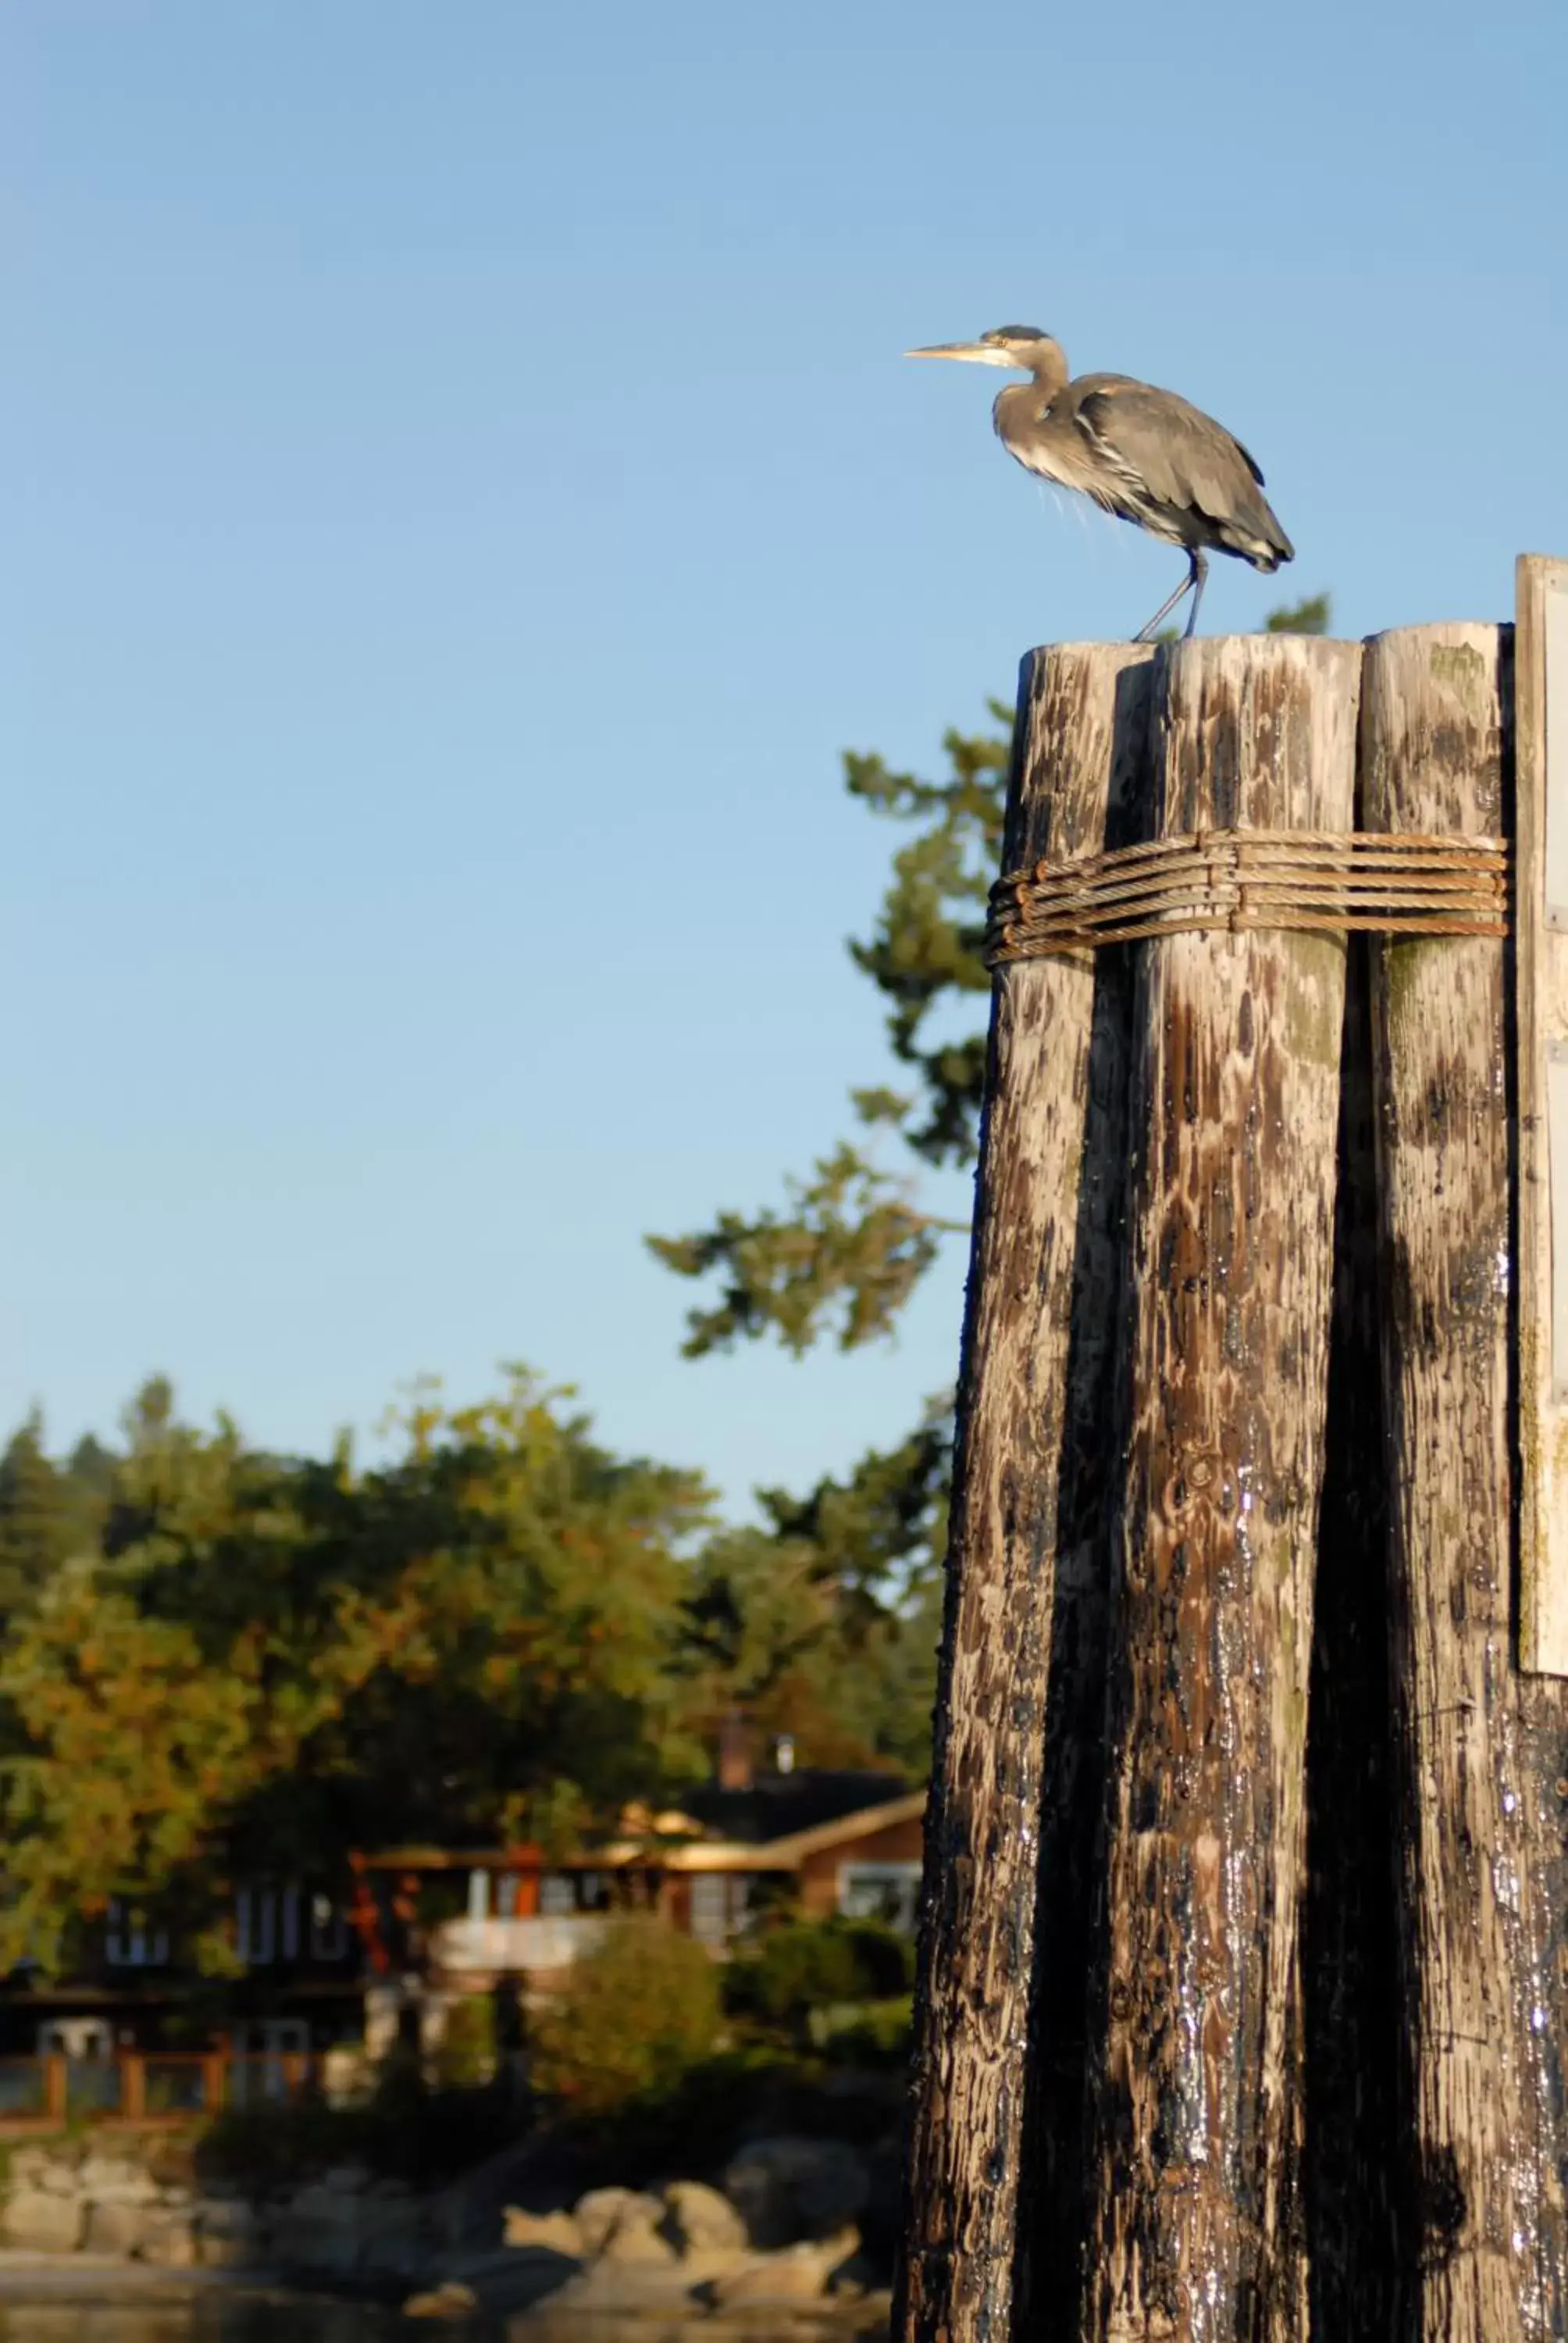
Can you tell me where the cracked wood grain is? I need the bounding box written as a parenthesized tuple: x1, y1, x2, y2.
(1365, 619, 1568, 2343)
(896, 641, 1155, 2343)
(1083, 635, 1361, 2343)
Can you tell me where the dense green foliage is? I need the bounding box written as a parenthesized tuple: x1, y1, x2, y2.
(1, 1371, 717, 1974)
(528, 1913, 723, 2115)
(0, 1370, 936, 1975)
(724, 1915, 915, 2044)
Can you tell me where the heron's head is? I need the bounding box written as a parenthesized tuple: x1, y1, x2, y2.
(904, 325, 1059, 373)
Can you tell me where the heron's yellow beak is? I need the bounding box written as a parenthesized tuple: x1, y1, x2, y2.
(903, 341, 1014, 366)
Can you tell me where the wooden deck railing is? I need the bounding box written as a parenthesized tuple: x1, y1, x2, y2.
(0, 2050, 320, 2129)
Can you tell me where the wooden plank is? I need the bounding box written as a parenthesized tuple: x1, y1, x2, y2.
(1364, 618, 1568, 2340)
(1082, 634, 1361, 2343)
(1516, 554, 1568, 1673)
(896, 640, 1154, 2343)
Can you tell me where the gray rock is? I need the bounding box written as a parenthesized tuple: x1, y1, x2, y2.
(283, 2180, 361, 2221)
(10, 2149, 79, 2199)
(662, 2178, 748, 2256)
(707, 2226, 861, 2306)
(359, 2214, 433, 2285)
(271, 2211, 364, 2278)
(196, 2198, 258, 2234)
(84, 2201, 146, 2257)
(402, 2281, 478, 2320)
(502, 2206, 583, 2254)
(321, 2163, 372, 2195)
(194, 2199, 263, 2266)
(722, 2138, 871, 2247)
(828, 2248, 884, 2299)
(598, 2217, 677, 2266)
(572, 2186, 665, 2258)
(200, 2236, 265, 2271)
(440, 2243, 583, 2315)
(80, 2156, 159, 2206)
(547, 2259, 707, 2314)
(2, 2189, 86, 2253)
(139, 2209, 198, 2268)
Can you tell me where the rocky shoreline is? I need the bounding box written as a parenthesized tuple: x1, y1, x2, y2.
(0, 2137, 896, 2331)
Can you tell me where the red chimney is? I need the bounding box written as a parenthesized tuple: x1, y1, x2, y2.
(717, 1708, 754, 1792)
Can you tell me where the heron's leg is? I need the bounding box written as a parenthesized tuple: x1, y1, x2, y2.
(1133, 560, 1199, 644)
(1181, 551, 1209, 640)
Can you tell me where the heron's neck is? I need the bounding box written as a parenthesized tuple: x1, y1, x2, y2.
(992, 348, 1069, 445)
(1025, 343, 1069, 404)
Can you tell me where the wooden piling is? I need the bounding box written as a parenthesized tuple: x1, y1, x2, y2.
(899, 606, 1568, 2341)
(896, 640, 1154, 2343)
(1364, 621, 1568, 2341)
(1082, 637, 1361, 2342)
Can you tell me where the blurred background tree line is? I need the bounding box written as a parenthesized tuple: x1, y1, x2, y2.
(2, 597, 1326, 1981)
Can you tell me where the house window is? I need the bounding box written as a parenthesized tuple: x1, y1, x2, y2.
(105, 1900, 169, 1967)
(689, 1873, 730, 1947)
(688, 1873, 755, 1946)
(838, 1862, 922, 1933)
(236, 1887, 276, 1965)
(38, 2017, 115, 2060)
(309, 1893, 347, 1960)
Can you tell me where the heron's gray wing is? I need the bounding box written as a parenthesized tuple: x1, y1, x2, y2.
(1071, 379, 1267, 526)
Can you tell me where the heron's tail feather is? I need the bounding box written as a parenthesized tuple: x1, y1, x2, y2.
(1228, 494, 1294, 573)
(1218, 497, 1293, 574)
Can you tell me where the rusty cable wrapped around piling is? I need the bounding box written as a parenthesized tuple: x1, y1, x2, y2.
(985, 828, 1509, 962)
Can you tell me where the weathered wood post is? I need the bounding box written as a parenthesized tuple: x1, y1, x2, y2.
(897, 640, 1153, 2343)
(1365, 619, 1568, 2340)
(1082, 637, 1360, 2341)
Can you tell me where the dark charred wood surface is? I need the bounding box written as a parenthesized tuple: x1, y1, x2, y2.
(1082, 637, 1362, 2343)
(1365, 621, 1568, 2343)
(896, 642, 1155, 2343)
(1299, 931, 1411, 2340)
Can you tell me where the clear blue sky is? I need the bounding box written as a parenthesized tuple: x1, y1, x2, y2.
(7, 2, 1567, 1512)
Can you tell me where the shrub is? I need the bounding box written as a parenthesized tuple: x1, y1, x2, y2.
(529, 1915, 722, 2117)
(836, 1917, 916, 1999)
(815, 1994, 914, 2066)
(723, 1916, 916, 2040)
(432, 1993, 497, 2090)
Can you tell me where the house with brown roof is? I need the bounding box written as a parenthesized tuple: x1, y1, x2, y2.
(0, 1731, 928, 2102)
(412, 1739, 926, 1993)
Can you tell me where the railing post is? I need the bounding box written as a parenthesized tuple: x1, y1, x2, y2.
(119, 2051, 146, 2123)
(202, 2051, 226, 2116)
(43, 2053, 67, 2124)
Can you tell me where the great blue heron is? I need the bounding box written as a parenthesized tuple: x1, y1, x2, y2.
(905, 326, 1294, 640)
